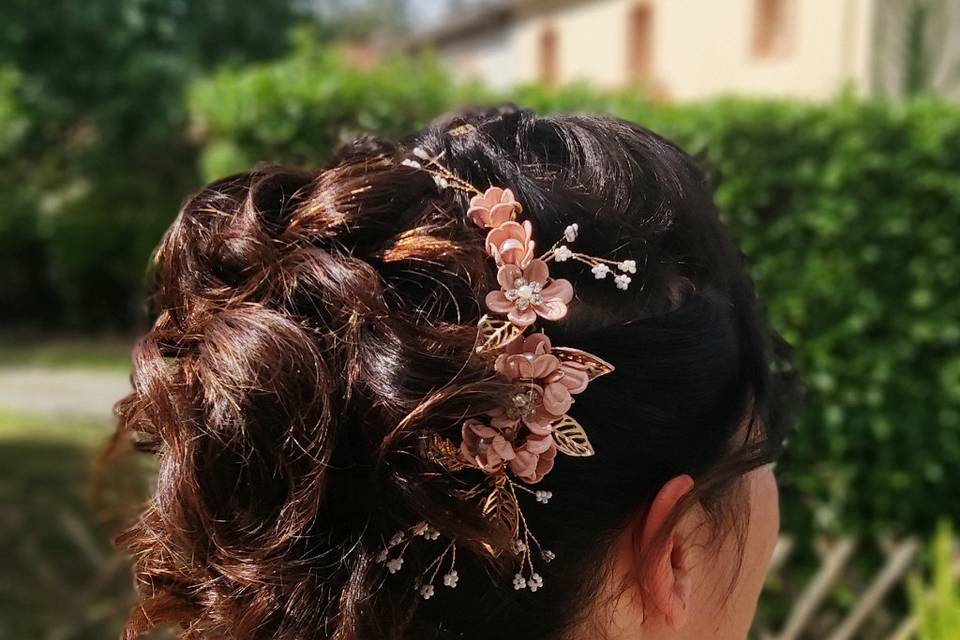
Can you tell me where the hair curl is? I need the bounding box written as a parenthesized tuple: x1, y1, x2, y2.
(112, 106, 798, 640)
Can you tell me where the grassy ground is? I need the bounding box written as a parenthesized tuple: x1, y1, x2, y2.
(0, 411, 146, 640)
(0, 337, 131, 371)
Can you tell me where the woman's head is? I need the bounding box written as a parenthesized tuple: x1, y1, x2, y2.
(114, 105, 797, 639)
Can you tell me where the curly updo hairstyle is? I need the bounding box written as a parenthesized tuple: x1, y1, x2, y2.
(112, 105, 797, 640)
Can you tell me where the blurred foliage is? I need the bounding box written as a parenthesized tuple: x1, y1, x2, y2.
(0, 0, 306, 330)
(636, 98, 960, 540)
(909, 522, 960, 639)
(189, 27, 477, 180)
(1, 30, 958, 539)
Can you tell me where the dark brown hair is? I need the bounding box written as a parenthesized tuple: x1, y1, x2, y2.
(112, 105, 797, 640)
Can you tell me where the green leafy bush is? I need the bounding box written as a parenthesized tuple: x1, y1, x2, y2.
(642, 98, 960, 539)
(188, 52, 960, 538)
(189, 29, 477, 180)
(0, 0, 306, 330)
(909, 522, 960, 639)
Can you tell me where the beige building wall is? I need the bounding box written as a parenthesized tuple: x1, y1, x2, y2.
(502, 0, 877, 100)
(511, 0, 634, 88)
(439, 30, 517, 90)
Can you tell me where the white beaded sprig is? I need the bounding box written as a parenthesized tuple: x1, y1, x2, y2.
(378, 522, 461, 599)
(443, 570, 459, 588)
(541, 227, 638, 291)
(419, 539, 459, 599)
(404, 147, 483, 196)
(527, 573, 544, 592)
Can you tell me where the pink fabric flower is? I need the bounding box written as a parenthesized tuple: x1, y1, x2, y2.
(487, 386, 555, 436)
(494, 333, 591, 420)
(460, 419, 515, 472)
(485, 220, 535, 268)
(509, 434, 557, 484)
(467, 187, 522, 228)
(485, 259, 573, 327)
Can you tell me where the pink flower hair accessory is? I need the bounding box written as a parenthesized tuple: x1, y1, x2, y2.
(494, 333, 600, 417)
(468, 187, 523, 228)
(485, 220, 536, 268)
(384, 146, 630, 597)
(485, 259, 573, 327)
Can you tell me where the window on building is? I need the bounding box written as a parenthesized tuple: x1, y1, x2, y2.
(538, 27, 558, 86)
(752, 0, 794, 58)
(627, 3, 654, 81)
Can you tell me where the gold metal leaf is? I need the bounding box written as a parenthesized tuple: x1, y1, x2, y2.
(551, 414, 596, 457)
(481, 477, 519, 533)
(429, 435, 470, 472)
(552, 346, 615, 380)
(475, 315, 525, 354)
(448, 123, 477, 137)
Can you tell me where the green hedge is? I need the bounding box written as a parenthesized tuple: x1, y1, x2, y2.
(0, 1, 305, 330)
(188, 34, 475, 181)
(187, 47, 960, 539)
(646, 99, 960, 539)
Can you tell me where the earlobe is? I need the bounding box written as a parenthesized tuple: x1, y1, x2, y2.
(635, 474, 697, 630)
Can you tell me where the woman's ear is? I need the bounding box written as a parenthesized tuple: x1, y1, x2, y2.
(634, 474, 698, 630)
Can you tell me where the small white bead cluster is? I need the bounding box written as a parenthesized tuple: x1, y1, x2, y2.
(615, 260, 635, 290)
(553, 224, 578, 263)
(420, 526, 441, 541)
(535, 490, 552, 504)
(513, 539, 527, 553)
(416, 568, 459, 599)
(527, 573, 544, 592)
(513, 571, 545, 592)
(592, 263, 611, 279)
(541, 549, 556, 562)
(504, 276, 544, 310)
(380, 529, 407, 571)
(553, 245, 573, 262)
(591, 259, 635, 290)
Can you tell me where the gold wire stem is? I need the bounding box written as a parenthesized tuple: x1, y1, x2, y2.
(415, 149, 484, 196)
(423, 541, 455, 586)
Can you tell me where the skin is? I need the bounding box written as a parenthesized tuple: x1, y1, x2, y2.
(585, 466, 780, 639)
